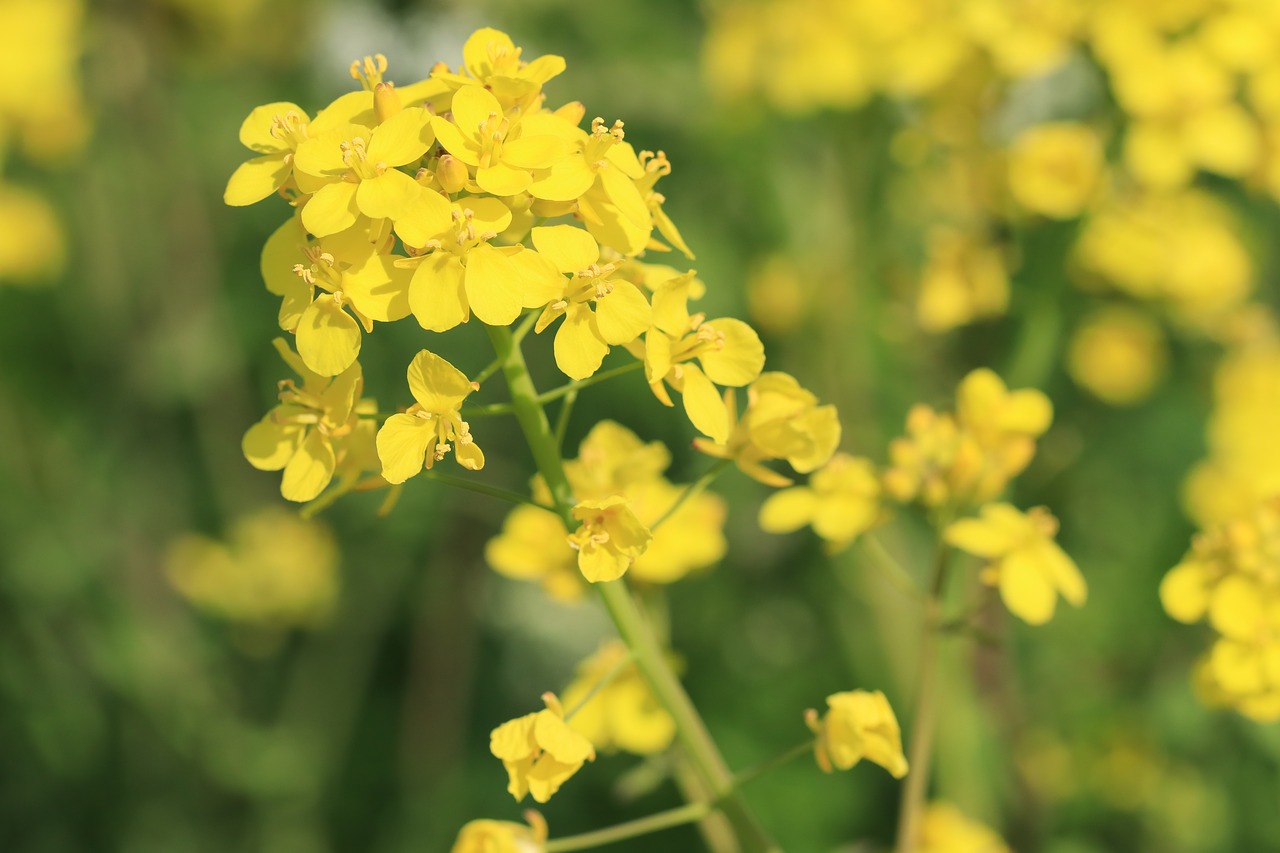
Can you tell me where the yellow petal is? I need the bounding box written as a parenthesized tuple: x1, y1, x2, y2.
(681, 363, 730, 444)
(759, 488, 817, 533)
(489, 712, 536, 761)
(504, 135, 571, 170)
(578, 543, 631, 583)
(261, 216, 308, 296)
(355, 168, 420, 221)
(406, 348, 473, 412)
(293, 124, 365, 178)
(945, 504, 1026, 557)
(477, 161, 532, 197)
(554, 305, 609, 380)
(1002, 390, 1053, 434)
(450, 85, 503, 141)
(593, 282, 651, 345)
(430, 116, 480, 166)
(224, 154, 290, 206)
(531, 224, 599, 273)
(465, 243, 525, 327)
(394, 187, 453, 247)
(376, 413, 433, 484)
(301, 181, 360, 238)
(1035, 540, 1087, 607)
(535, 709, 596, 764)
(242, 419, 304, 471)
(281, 430, 336, 502)
(699, 318, 764, 386)
(311, 91, 375, 133)
(343, 252, 411, 323)
(366, 106, 432, 166)
(505, 247, 564, 309)
(238, 101, 306, 152)
(410, 253, 469, 332)
(1209, 575, 1267, 640)
(1160, 561, 1210, 623)
(529, 157, 595, 202)
(296, 295, 361, 377)
(999, 549, 1058, 625)
(464, 28, 517, 79)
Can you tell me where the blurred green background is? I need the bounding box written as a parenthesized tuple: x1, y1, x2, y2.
(3, 0, 1279, 851)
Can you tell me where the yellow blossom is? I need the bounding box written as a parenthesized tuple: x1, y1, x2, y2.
(242, 339, 369, 503)
(0, 183, 64, 284)
(634, 273, 765, 443)
(568, 496, 652, 583)
(1067, 307, 1167, 405)
(805, 689, 908, 778)
(490, 693, 595, 803)
(917, 801, 1012, 853)
(0, 0, 89, 160)
(451, 815, 547, 853)
(946, 504, 1087, 625)
(695, 373, 841, 486)
(530, 225, 652, 379)
(485, 507, 584, 602)
(916, 227, 1011, 332)
(562, 641, 675, 755)
(376, 349, 483, 482)
(1007, 122, 1104, 219)
(759, 454, 882, 552)
(165, 508, 338, 629)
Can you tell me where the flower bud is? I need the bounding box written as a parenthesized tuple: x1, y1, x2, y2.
(374, 82, 402, 124)
(436, 154, 468, 194)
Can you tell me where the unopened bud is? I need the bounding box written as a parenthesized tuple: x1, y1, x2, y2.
(436, 154, 467, 194)
(374, 82, 402, 124)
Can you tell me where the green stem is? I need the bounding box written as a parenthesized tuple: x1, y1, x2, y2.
(485, 325, 778, 853)
(730, 739, 813, 791)
(544, 802, 711, 852)
(858, 533, 925, 602)
(422, 470, 551, 511)
(538, 361, 644, 404)
(650, 459, 732, 533)
(893, 538, 953, 853)
(564, 648, 634, 721)
(554, 389, 578, 453)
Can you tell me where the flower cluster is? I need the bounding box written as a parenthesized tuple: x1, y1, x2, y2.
(0, 0, 89, 285)
(1161, 497, 1280, 721)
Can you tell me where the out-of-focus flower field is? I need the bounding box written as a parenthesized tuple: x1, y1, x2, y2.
(4, 0, 1280, 851)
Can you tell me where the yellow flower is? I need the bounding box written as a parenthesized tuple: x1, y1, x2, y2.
(562, 641, 675, 755)
(490, 693, 595, 803)
(165, 508, 338, 629)
(292, 107, 434, 236)
(0, 182, 64, 284)
(451, 815, 547, 853)
(695, 373, 841, 486)
(759, 454, 881, 552)
(1007, 122, 1104, 219)
(0, 0, 90, 161)
(917, 801, 1011, 853)
(568, 497, 652, 583)
(805, 689, 908, 778)
(485, 506, 584, 602)
(376, 349, 484, 482)
(242, 339, 368, 503)
(530, 225, 652, 379)
(431, 84, 570, 197)
(1067, 307, 1167, 406)
(440, 27, 566, 111)
(946, 504, 1087, 625)
(916, 228, 1010, 332)
(396, 195, 558, 332)
(635, 273, 764, 443)
(260, 216, 412, 377)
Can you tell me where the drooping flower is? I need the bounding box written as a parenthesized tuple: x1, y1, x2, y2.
(490, 693, 595, 803)
(917, 802, 1012, 853)
(451, 815, 547, 853)
(376, 349, 484, 482)
(945, 504, 1087, 625)
(242, 339, 368, 503)
(805, 689, 909, 778)
(567, 496, 652, 583)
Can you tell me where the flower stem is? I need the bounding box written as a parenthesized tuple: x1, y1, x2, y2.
(563, 648, 635, 721)
(421, 470, 553, 511)
(544, 802, 711, 852)
(485, 325, 778, 853)
(893, 537, 953, 853)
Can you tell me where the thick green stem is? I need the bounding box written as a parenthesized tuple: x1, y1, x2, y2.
(893, 539, 952, 853)
(486, 325, 778, 853)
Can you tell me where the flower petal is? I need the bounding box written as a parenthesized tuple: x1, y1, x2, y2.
(224, 154, 290, 206)
(465, 243, 525, 326)
(301, 181, 360, 238)
(531, 224, 599, 273)
(409, 253, 469, 332)
(406, 349, 473, 412)
(681, 363, 730, 444)
(242, 419, 304, 471)
(375, 413, 433, 484)
(554, 305, 609, 380)
(367, 106, 433, 166)
(355, 168, 420, 220)
(593, 281, 651, 345)
(699, 318, 765, 386)
(296, 294, 361, 376)
(281, 430, 336, 502)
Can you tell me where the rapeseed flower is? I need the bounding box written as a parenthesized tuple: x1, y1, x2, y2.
(562, 641, 675, 755)
(568, 497, 652, 583)
(805, 689, 908, 778)
(759, 454, 882, 552)
(946, 504, 1087, 625)
(376, 349, 484, 482)
(490, 693, 595, 803)
(451, 815, 547, 853)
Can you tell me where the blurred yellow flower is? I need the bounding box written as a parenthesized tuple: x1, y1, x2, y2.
(562, 641, 675, 755)
(916, 227, 1010, 332)
(805, 689, 908, 778)
(165, 508, 338, 629)
(917, 801, 1011, 853)
(0, 183, 64, 284)
(946, 503, 1086, 625)
(0, 0, 89, 160)
(759, 454, 882, 552)
(490, 693, 595, 803)
(451, 815, 546, 853)
(376, 349, 483, 482)
(1007, 122, 1104, 219)
(1067, 307, 1167, 405)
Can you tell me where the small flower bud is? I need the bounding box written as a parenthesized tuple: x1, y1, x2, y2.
(374, 82, 402, 124)
(436, 154, 468, 194)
